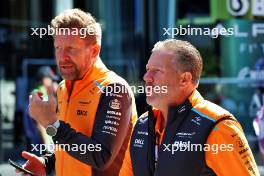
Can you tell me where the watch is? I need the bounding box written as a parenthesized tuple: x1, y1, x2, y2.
(46, 120, 60, 137)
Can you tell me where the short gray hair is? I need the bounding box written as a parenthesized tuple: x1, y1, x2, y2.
(152, 39, 203, 84)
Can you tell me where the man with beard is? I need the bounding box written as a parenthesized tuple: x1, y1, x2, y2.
(128, 39, 259, 176)
(17, 9, 137, 176)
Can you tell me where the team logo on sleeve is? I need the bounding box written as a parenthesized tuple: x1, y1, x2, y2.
(109, 99, 121, 110)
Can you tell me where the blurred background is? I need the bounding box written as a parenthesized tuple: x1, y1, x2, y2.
(0, 0, 263, 175)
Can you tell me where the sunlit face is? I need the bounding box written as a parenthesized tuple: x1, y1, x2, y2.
(54, 34, 95, 80)
(143, 50, 183, 109)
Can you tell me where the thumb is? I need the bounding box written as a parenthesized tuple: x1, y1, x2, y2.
(22, 151, 36, 161)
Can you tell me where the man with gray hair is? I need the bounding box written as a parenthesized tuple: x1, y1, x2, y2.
(17, 8, 137, 176)
(128, 39, 259, 176)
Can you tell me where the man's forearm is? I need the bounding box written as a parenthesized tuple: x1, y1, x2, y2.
(52, 121, 112, 170)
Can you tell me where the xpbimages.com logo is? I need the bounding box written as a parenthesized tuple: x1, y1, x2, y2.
(31, 142, 102, 155)
(162, 141, 234, 154)
(94, 81, 168, 96)
(163, 25, 234, 38)
(30, 25, 99, 38)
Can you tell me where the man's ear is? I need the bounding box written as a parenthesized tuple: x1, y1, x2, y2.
(90, 44, 101, 58)
(180, 72, 193, 87)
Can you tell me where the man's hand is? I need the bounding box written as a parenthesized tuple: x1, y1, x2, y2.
(29, 86, 57, 128)
(15, 151, 46, 176)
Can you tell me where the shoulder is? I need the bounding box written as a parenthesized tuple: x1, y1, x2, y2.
(99, 71, 129, 87)
(192, 99, 244, 141)
(97, 71, 134, 97)
(192, 99, 234, 122)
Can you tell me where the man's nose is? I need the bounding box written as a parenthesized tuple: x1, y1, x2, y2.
(60, 49, 70, 61)
(143, 71, 154, 83)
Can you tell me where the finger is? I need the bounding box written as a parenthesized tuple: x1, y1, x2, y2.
(21, 151, 36, 161)
(31, 92, 41, 101)
(47, 86, 57, 110)
(47, 86, 55, 101)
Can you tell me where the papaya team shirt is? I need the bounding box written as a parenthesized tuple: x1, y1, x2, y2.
(44, 59, 137, 176)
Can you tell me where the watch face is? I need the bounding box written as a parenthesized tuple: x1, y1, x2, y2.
(46, 125, 57, 137)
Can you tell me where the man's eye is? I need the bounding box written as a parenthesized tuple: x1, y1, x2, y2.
(68, 47, 77, 52)
(146, 68, 161, 73)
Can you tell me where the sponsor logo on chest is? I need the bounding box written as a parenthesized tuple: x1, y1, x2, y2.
(133, 138, 145, 148)
(76, 110, 88, 117)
